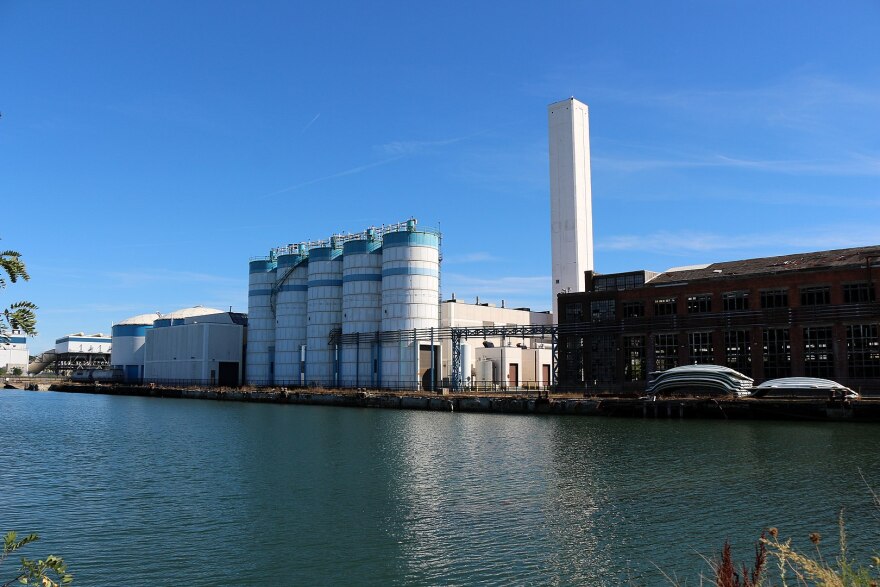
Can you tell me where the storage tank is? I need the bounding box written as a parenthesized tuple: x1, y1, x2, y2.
(459, 342, 472, 389)
(246, 257, 276, 385)
(380, 223, 440, 389)
(305, 241, 343, 386)
(110, 312, 161, 382)
(476, 358, 494, 389)
(273, 247, 308, 386)
(339, 234, 382, 387)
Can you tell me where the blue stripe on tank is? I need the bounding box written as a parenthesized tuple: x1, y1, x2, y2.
(249, 289, 272, 296)
(111, 324, 151, 337)
(381, 267, 439, 278)
(381, 231, 440, 249)
(343, 274, 382, 283)
(279, 284, 308, 292)
(4, 336, 27, 344)
(343, 240, 382, 254)
(308, 279, 343, 287)
(249, 260, 276, 273)
(308, 247, 342, 261)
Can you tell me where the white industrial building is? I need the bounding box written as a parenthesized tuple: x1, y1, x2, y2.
(248, 219, 441, 389)
(440, 299, 553, 390)
(0, 330, 29, 374)
(109, 307, 246, 385)
(143, 308, 246, 386)
(110, 312, 161, 381)
(247, 219, 554, 390)
(548, 97, 594, 319)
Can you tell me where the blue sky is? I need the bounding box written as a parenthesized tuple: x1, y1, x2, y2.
(2, 0, 879, 353)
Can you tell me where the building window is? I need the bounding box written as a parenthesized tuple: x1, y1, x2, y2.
(654, 297, 677, 316)
(588, 334, 616, 384)
(724, 330, 751, 376)
(561, 335, 584, 383)
(622, 301, 645, 318)
(593, 273, 646, 292)
(803, 327, 834, 378)
(687, 294, 712, 313)
(760, 289, 789, 309)
(722, 291, 750, 311)
(623, 336, 646, 381)
(654, 334, 679, 371)
(844, 283, 876, 304)
(688, 331, 714, 364)
(564, 303, 583, 322)
(762, 328, 791, 379)
(846, 324, 880, 378)
(800, 286, 831, 306)
(590, 300, 616, 323)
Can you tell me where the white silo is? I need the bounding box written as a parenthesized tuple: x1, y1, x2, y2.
(305, 241, 343, 387)
(339, 233, 382, 387)
(273, 247, 308, 386)
(246, 257, 277, 385)
(380, 222, 440, 390)
(111, 312, 161, 382)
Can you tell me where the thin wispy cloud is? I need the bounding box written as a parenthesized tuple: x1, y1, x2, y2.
(594, 152, 880, 176)
(600, 226, 880, 258)
(377, 136, 468, 156)
(300, 113, 321, 134)
(104, 269, 245, 288)
(443, 273, 550, 310)
(258, 156, 404, 199)
(443, 251, 501, 264)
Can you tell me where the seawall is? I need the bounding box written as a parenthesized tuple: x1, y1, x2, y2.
(44, 384, 880, 421)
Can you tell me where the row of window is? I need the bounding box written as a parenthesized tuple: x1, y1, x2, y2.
(625, 325, 880, 380)
(566, 282, 877, 322)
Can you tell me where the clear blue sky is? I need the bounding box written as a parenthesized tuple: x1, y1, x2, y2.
(2, 1, 879, 353)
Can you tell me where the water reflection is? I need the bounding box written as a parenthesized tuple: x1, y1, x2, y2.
(1, 391, 879, 586)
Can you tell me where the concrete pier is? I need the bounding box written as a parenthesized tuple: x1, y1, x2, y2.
(40, 384, 880, 421)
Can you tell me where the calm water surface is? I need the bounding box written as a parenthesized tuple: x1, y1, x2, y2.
(1, 390, 878, 585)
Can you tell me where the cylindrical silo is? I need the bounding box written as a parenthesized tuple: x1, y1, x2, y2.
(246, 257, 276, 385)
(380, 224, 440, 390)
(339, 235, 382, 388)
(306, 242, 343, 387)
(273, 248, 308, 386)
(110, 312, 161, 383)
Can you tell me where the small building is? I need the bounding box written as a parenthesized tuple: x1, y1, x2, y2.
(143, 308, 247, 386)
(0, 330, 29, 374)
(53, 333, 111, 374)
(556, 245, 880, 395)
(440, 298, 553, 389)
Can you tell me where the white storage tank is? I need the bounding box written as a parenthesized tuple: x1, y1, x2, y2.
(111, 312, 161, 382)
(340, 234, 382, 387)
(306, 241, 343, 386)
(476, 358, 494, 389)
(380, 222, 440, 389)
(246, 258, 276, 385)
(273, 247, 308, 386)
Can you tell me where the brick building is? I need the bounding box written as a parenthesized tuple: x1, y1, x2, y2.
(556, 246, 880, 395)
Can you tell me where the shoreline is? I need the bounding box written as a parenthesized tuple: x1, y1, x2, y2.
(36, 383, 880, 421)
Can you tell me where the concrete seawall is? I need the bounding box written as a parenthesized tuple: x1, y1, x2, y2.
(44, 384, 880, 421)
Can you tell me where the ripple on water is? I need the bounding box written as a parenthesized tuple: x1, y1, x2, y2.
(1, 391, 879, 586)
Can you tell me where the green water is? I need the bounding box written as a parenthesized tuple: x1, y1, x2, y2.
(1, 390, 878, 585)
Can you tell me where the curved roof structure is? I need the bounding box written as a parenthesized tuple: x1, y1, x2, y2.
(162, 306, 224, 320)
(116, 312, 162, 326)
(646, 364, 754, 398)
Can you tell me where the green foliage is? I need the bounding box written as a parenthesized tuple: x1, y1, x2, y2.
(10, 367, 22, 377)
(0, 244, 37, 338)
(0, 531, 73, 586)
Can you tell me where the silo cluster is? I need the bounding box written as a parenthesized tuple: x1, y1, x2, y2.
(246, 219, 440, 389)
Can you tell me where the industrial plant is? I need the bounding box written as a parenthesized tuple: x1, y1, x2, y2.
(246, 219, 553, 390)
(16, 97, 876, 397)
